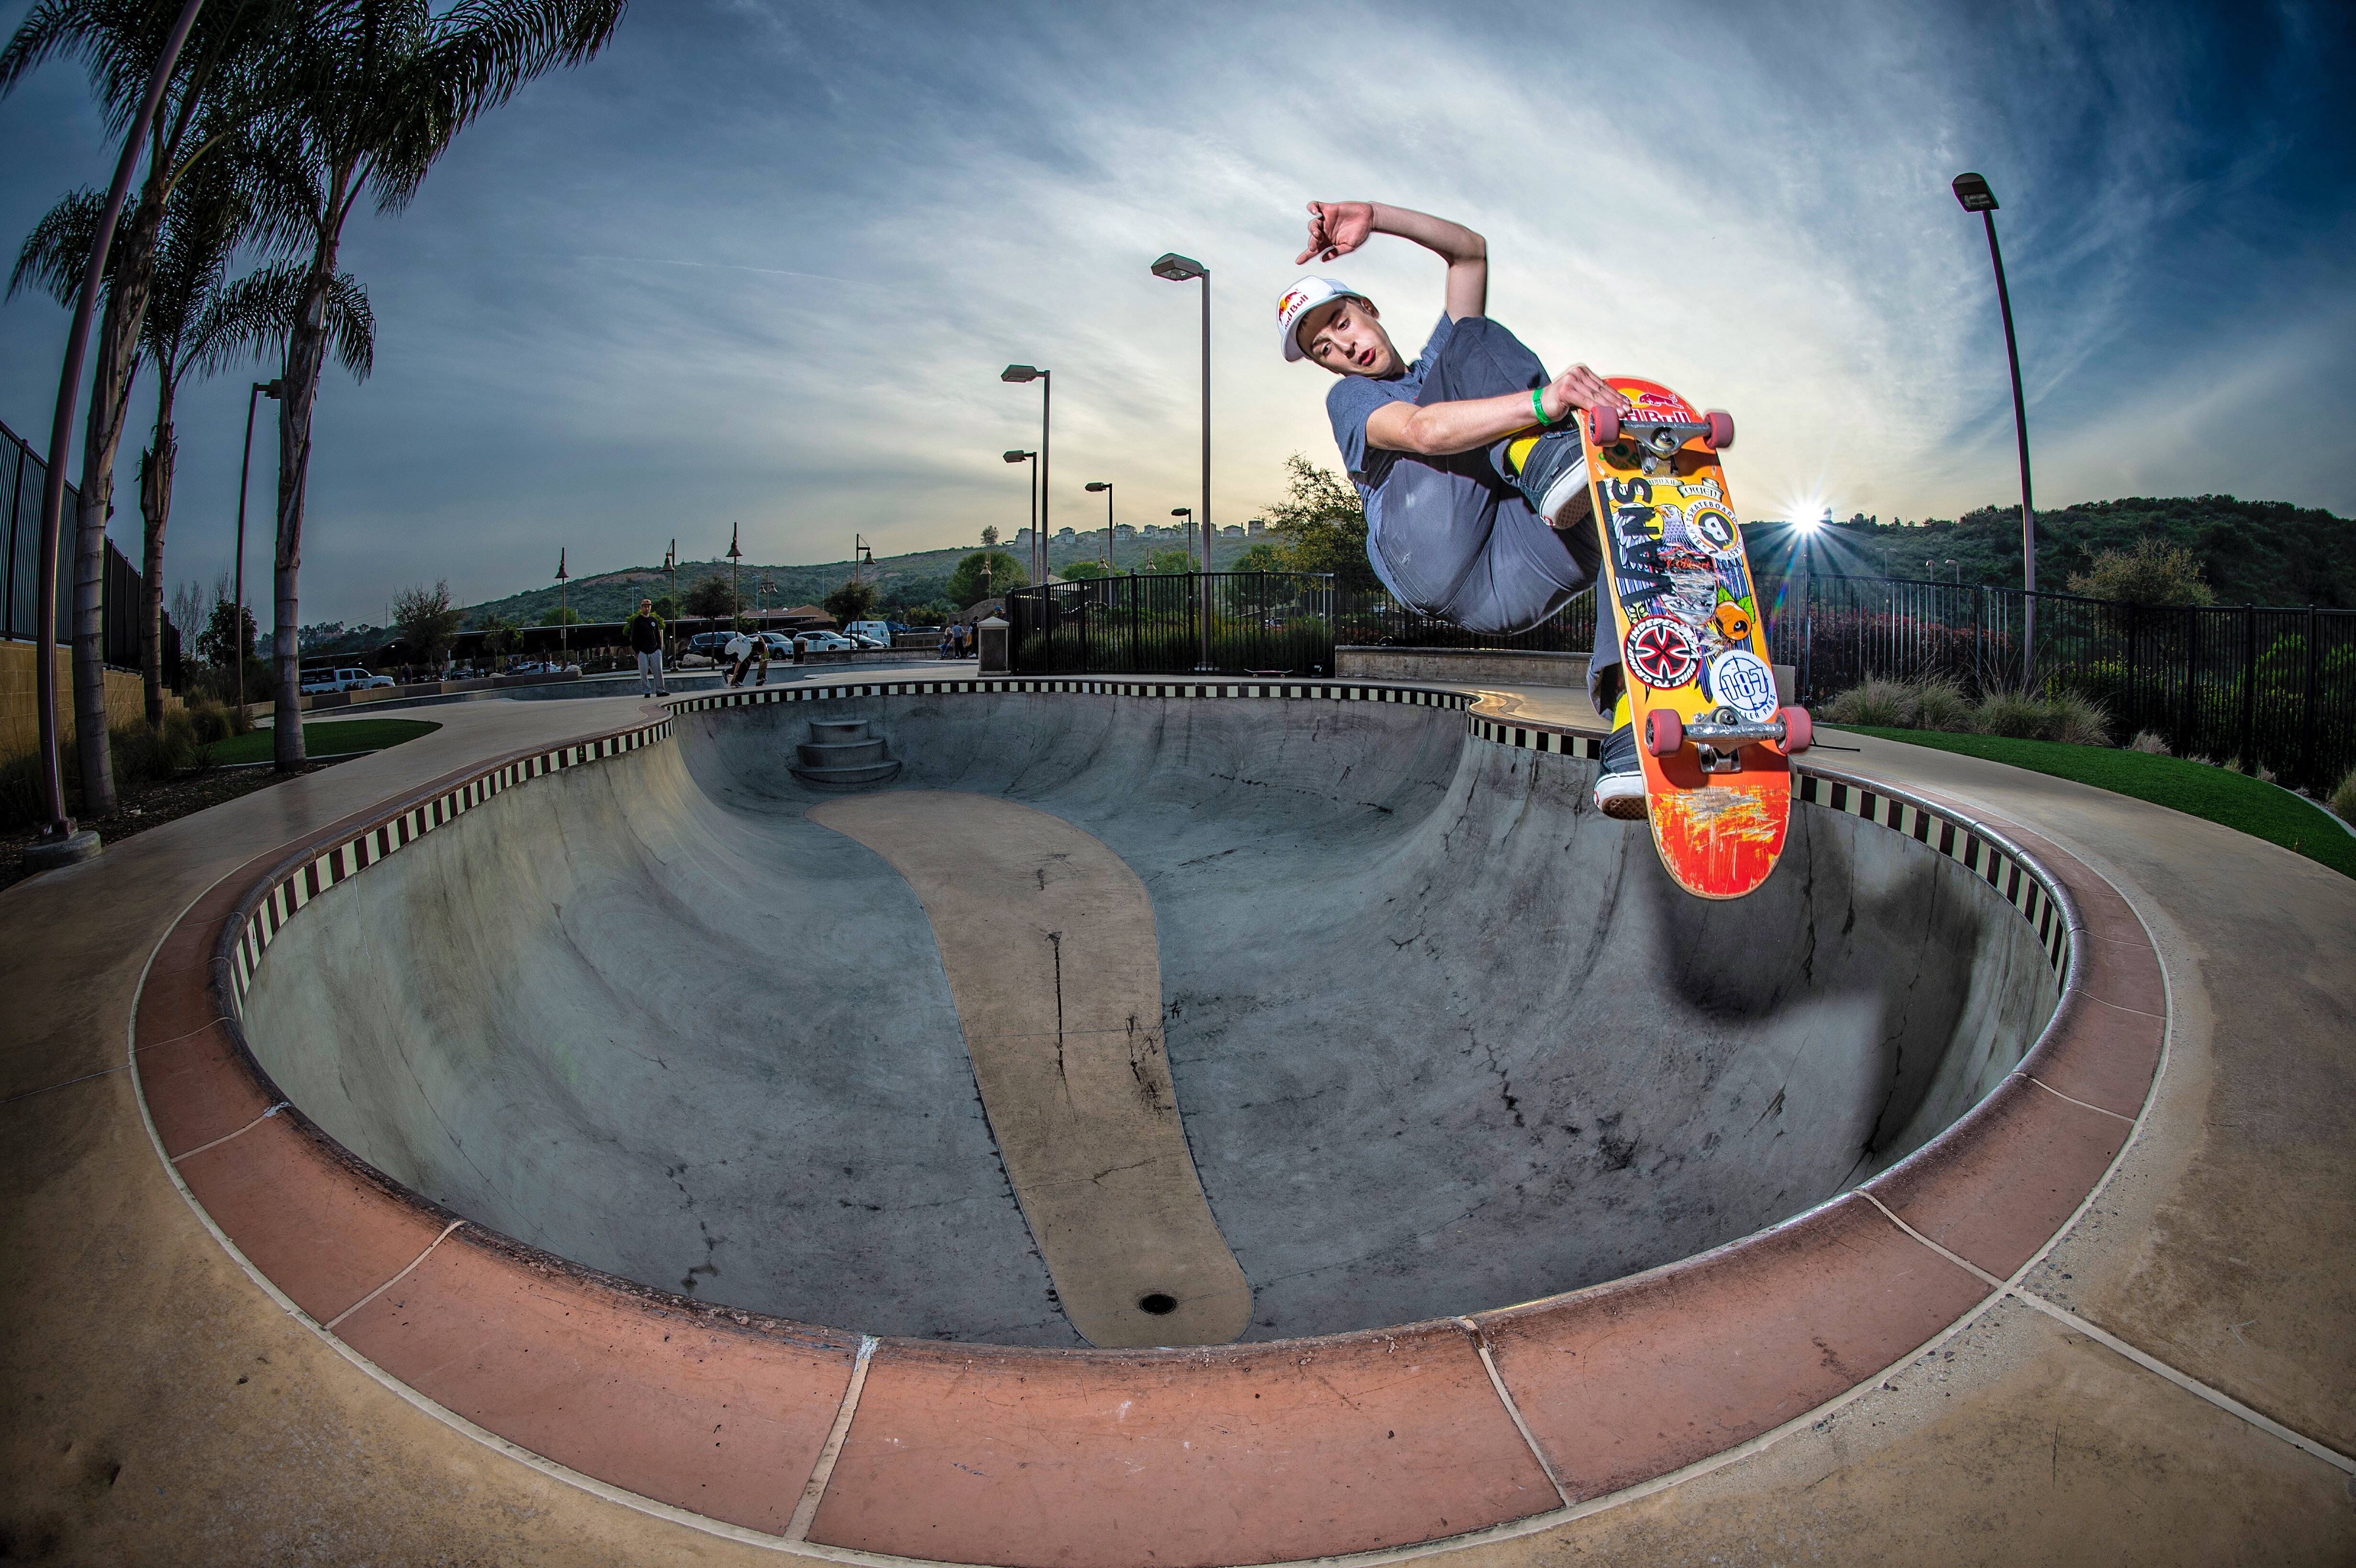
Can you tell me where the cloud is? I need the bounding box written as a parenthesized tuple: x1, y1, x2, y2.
(0, 0, 2347, 623)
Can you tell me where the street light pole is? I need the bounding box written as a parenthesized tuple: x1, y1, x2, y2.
(1001, 449, 1036, 610)
(555, 548, 570, 665)
(234, 379, 282, 712)
(1952, 172, 2037, 685)
(1085, 482, 1113, 571)
(726, 522, 743, 632)
(1001, 366, 1050, 587)
(1151, 252, 1213, 669)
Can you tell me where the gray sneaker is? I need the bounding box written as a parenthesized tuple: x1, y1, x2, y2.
(1508, 426, 1591, 526)
(1594, 724, 1647, 820)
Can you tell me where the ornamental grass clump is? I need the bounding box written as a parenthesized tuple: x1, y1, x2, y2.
(1913, 678, 1978, 734)
(1824, 677, 1919, 729)
(2331, 767, 2356, 827)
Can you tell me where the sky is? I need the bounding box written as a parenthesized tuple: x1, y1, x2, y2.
(1, 0, 2350, 625)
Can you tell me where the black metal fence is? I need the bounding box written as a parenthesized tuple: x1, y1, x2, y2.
(1770, 576, 2356, 793)
(1, 416, 173, 675)
(1007, 573, 1601, 677)
(1011, 569, 2354, 793)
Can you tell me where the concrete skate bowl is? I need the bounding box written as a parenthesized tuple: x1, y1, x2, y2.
(132, 677, 2165, 1563)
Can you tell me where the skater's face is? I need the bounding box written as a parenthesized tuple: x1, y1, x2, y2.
(1297, 299, 1400, 378)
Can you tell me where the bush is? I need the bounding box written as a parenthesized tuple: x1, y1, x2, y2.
(1913, 678, 1978, 734)
(2046, 691, 2113, 747)
(1975, 689, 2049, 739)
(2331, 767, 2356, 826)
(1824, 677, 1919, 728)
(2128, 730, 2169, 754)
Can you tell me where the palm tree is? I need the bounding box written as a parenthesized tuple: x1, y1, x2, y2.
(252, 0, 628, 770)
(15, 157, 372, 724)
(1, 0, 295, 811)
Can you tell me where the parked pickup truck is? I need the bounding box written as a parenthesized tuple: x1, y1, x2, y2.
(298, 667, 394, 695)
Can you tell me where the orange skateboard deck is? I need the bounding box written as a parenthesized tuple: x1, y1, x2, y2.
(1581, 379, 1810, 899)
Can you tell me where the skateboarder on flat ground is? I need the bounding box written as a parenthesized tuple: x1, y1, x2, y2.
(1279, 200, 1647, 818)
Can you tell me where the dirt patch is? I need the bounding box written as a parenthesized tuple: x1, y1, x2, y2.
(2, 760, 345, 893)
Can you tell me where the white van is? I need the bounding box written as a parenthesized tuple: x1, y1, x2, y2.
(843, 620, 894, 649)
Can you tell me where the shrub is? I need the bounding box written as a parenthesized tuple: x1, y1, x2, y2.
(1975, 689, 2048, 739)
(1824, 677, 1919, 728)
(2331, 767, 2356, 827)
(2127, 730, 2169, 754)
(1913, 678, 1978, 734)
(2047, 691, 2113, 747)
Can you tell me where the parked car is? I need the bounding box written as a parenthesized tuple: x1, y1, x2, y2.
(794, 631, 857, 653)
(298, 667, 393, 695)
(844, 620, 894, 647)
(687, 631, 734, 656)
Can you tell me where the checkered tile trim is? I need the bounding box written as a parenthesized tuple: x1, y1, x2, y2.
(1792, 768, 2075, 983)
(221, 718, 673, 1016)
(668, 677, 1476, 712)
(1456, 715, 2073, 985)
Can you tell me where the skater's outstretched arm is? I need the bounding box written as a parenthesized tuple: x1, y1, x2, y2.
(1298, 201, 1487, 321)
(1299, 200, 1631, 458)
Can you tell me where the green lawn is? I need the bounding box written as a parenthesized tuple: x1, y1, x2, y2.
(1829, 726, 2356, 881)
(208, 719, 440, 767)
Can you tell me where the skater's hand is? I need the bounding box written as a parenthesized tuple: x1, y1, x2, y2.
(1542, 364, 1632, 423)
(1297, 201, 1375, 265)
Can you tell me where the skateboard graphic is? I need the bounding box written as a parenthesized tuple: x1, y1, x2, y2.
(1582, 379, 1811, 899)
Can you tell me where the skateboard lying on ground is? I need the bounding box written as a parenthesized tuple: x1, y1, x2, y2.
(1582, 379, 1811, 899)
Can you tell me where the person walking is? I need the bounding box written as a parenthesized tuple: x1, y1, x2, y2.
(627, 599, 670, 697)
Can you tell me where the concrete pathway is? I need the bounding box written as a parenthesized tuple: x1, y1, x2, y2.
(2, 687, 2349, 1563)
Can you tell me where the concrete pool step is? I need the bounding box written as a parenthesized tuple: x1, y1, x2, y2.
(790, 717, 902, 788)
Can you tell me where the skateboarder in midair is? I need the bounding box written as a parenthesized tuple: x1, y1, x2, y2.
(1279, 201, 1647, 817)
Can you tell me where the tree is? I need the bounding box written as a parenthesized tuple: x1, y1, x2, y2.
(2067, 536, 2217, 606)
(1232, 543, 1285, 573)
(1265, 453, 1377, 591)
(473, 611, 519, 662)
(981, 524, 1000, 547)
(3, 0, 296, 810)
(18, 157, 374, 725)
(947, 549, 1024, 607)
(1144, 549, 1192, 575)
(196, 593, 259, 669)
(684, 573, 741, 619)
(543, 606, 582, 626)
(823, 577, 879, 625)
(392, 578, 462, 670)
(1060, 559, 1111, 580)
(254, 0, 629, 771)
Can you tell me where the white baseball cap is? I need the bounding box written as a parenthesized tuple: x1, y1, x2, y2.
(1276, 276, 1371, 362)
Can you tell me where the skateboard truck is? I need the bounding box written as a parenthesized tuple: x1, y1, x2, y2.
(1591, 407, 1735, 460)
(1646, 705, 1813, 772)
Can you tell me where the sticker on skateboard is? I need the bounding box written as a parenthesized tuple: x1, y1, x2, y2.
(1584, 379, 1811, 900)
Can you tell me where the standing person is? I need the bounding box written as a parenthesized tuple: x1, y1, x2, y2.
(752, 630, 772, 686)
(938, 626, 953, 660)
(1278, 200, 1649, 817)
(626, 598, 670, 697)
(723, 626, 756, 687)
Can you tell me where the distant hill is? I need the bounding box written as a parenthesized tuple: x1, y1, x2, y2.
(1744, 495, 2353, 608)
(452, 529, 1276, 629)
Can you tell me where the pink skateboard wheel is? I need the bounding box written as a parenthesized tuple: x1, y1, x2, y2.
(1778, 705, 1812, 754)
(1646, 709, 1684, 757)
(1704, 410, 1734, 450)
(1591, 406, 1621, 446)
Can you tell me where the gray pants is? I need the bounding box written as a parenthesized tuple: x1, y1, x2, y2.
(636, 649, 664, 695)
(1366, 316, 1621, 715)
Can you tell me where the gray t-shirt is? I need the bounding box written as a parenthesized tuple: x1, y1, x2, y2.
(1324, 312, 1457, 530)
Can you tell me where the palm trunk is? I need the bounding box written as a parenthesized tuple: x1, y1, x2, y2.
(70, 189, 165, 814)
(273, 228, 340, 773)
(140, 392, 177, 727)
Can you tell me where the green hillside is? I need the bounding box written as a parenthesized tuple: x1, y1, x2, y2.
(454, 531, 1275, 629)
(1744, 495, 2353, 608)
